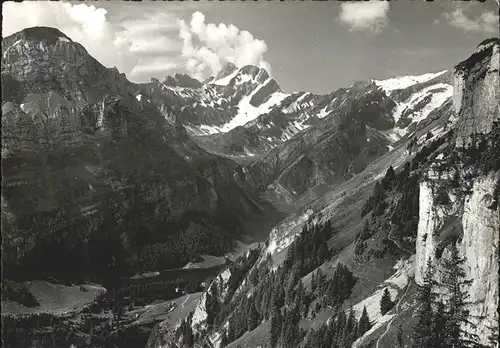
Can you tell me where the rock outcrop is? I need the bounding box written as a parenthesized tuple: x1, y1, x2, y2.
(416, 172, 499, 346)
(460, 173, 499, 344)
(453, 38, 499, 147)
(415, 39, 500, 345)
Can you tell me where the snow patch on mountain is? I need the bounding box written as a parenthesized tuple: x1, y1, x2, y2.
(280, 119, 311, 141)
(373, 70, 448, 95)
(393, 83, 453, 125)
(266, 209, 314, 256)
(317, 105, 333, 119)
(211, 68, 241, 86)
(217, 82, 289, 132)
(236, 72, 256, 85)
(379, 83, 453, 141)
(379, 129, 403, 143)
(283, 93, 311, 113)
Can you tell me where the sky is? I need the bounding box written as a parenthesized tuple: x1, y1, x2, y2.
(2, 0, 499, 94)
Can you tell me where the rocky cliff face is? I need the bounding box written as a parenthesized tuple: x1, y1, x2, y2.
(415, 39, 500, 345)
(162, 73, 202, 89)
(461, 174, 499, 344)
(416, 172, 499, 346)
(453, 38, 500, 147)
(1, 27, 275, 281)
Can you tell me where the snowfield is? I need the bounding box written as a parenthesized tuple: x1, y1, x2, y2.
(211, 68, 241, 86)
(217, 82, 289, 132)
(373, 70, 448, 95)
(393, 83, 453, 126)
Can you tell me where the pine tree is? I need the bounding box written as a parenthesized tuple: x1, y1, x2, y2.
(346, 308, 358, 340)
(311, 271, 317, 293)
(339, 309, 357, 348)
(441, 242, 478, 348)
(382, 166, 396, 189)
(431, 301, 447, 348)
(227, 321, 235, 343)
(296, 281, 308, 318)
(270, 306, 282, 348)
(410, 259, 437, 348)
(380, 288, 394, 315)
(358, 306, 372, 337)
(247, 300, 259, 331)
(316, 268, 327, 296)
(397, 324, 404, 348)
(282, 306, 300, 347)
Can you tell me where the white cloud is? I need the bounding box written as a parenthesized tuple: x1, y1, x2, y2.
(130, 59, 181, 76)
(443, 8, 498, 33)
(128, 37, 181, 54)
(338, 2, 390, 34)
(2, 1, 138, 76)
(177, 11, 271, 81)
(1, 4, 271, 83)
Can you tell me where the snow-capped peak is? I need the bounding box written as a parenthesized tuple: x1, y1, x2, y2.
(373, 70, 448, 95)
(211, 67, 241, 86)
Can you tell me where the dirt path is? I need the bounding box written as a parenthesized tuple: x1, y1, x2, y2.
(375, 282, 412, 348)
(181, 294, 191, 308)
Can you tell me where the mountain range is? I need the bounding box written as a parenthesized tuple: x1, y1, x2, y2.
(1, 27, 498, 348)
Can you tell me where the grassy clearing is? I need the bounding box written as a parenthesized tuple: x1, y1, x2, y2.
(1, 281, 105, 317)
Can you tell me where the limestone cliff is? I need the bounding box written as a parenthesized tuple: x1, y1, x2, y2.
(416, 172, 499, 346)
(453, 38, 499, 147)
(415, 39, 500, 345)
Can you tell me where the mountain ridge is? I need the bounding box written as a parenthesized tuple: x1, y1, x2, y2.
(146, 37, 499, 348)
(2, 26, 498, 348)
(1, 26, 282, 283)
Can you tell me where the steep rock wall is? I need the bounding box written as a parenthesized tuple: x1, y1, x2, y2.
(416, 172, 499, 345)
(460, 173, 499, 345)
(454, 40, 499, 147)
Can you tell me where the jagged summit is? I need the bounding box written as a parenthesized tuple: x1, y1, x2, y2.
(455, 37, 499, 74)
(478, 37, 500, 50)
(209, 63, 272, 87)
(372, 70, 448, 95)
(2, 26, 73, 46)
(162, 73, 202, 89)
(214, 61, 238, 81)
